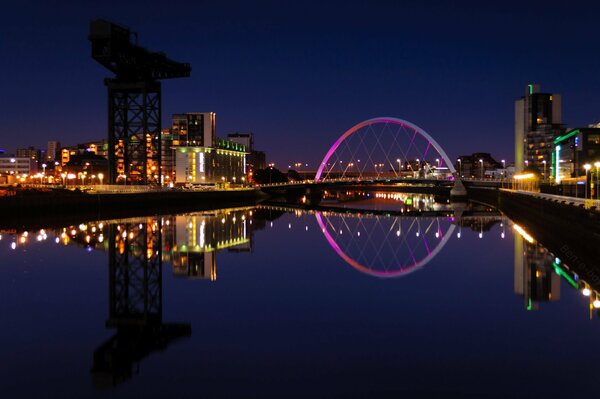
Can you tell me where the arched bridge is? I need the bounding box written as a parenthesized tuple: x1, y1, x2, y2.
(260, 117, 466, 199)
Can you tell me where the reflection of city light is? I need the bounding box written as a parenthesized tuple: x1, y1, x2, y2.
(289, 224, 292, 229)
(457, 232, 461, 238)
(513, 224, 534, 244)
(11, 242, 16, 250)
(501, 232, 505, 239)
(19, 236, 26, 244)
(55, 237, 60, 244)
(478, 232, 482, 239)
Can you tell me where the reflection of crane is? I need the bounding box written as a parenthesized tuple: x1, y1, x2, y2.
(89, 19, 191, 185)
(91, 221, 191, 388)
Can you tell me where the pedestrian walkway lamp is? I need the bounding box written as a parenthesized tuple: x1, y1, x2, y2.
(595, 161, 600, 200)
(542, 160, 546, 181)
(584, 164, 591, 199)
(479, 159, 483, 179)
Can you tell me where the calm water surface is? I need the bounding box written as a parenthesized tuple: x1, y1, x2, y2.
(1, 193, 598, 398)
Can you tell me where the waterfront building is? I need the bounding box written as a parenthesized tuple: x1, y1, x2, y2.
(553, 127, 600, 185)
(227, 132, 267, 172)
(0, 157, 37, 176)
(171, 113, 246, 185)
(515, 84, 565, 178)
(16, 147, 43, 166)
(455, 153, 502, 178)
(174, 139, 246, 185)
(46, 141, 61, 162)
(160, 128, 175, 184)
(172, 112, 216, 147)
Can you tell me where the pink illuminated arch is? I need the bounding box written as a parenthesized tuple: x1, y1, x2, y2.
(315, 212, 456, 278)
(315, 117, 456, 181)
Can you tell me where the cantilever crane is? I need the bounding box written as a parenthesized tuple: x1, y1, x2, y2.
(89, 19, 191, 184)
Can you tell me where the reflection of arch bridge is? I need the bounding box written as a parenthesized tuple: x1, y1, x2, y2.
(259, 204, 501, 278)
(259, 117, 466, 199)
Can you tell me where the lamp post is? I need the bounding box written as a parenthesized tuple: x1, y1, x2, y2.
(479, 159, 484, 179)
(457, 159, 462, 177)
(595, 161, 600, 200)
(396, 158, 401, 176)
(542, 160, 546, 182)
(584, 164, 591, 199)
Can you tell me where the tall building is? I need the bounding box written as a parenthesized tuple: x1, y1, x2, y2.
(16, 147, 42, 166)
(553, 127, 600, 195)
(515, 84, 564, 177)
(171, 113, 246, 185)
(228, 132, 266, 172)
(46, 141, 61, 162)
(172, 112, 216, 147)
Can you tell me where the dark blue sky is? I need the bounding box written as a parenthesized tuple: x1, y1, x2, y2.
(2, 0, 600, 167)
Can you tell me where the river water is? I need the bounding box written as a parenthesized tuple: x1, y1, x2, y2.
(1, 192, 598, 398)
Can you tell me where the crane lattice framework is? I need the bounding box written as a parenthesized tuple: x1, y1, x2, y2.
(89, 19, 191, 184)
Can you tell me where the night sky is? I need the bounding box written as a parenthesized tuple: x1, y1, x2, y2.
(3, 0, 600, 168)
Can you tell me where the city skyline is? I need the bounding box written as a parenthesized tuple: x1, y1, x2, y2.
(3, 1, 600, 168)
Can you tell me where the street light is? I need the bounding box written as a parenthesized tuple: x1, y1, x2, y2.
(457, 159, 462, 177)
(584, 163, 591, 199)
(479, 159, 484, 179)
(396, 158, 401, 176)
(595, 161, 600, 200)
(542, 160, 546, 181)
(98, 173, 104, 185)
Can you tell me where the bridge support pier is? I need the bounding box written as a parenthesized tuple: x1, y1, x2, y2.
(450, 179, 468, 201)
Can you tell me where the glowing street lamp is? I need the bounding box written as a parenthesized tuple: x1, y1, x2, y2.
(595, 161, 600, 200)
(479, 159, 484, 179)
(584, 163, 592, 199)
(457, 158, 462, 177)
(98, 173, 104, 185)
(542, 160, 547, 181)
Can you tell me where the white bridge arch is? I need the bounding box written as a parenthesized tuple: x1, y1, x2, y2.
(315, 117, 456, 181)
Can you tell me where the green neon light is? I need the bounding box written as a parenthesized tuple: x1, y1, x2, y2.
(527, 298, 532, 311)
(405, 197, 413, 205)
(555, 145, 560, 183)
(553, 262, 579, 289)
(554, 129, 580, 145)
(528, 84, 533, 95)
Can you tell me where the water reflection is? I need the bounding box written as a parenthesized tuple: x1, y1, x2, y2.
(2, 195, 600, 392)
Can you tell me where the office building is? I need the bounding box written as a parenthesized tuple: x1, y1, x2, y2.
(227, 132, 266, 172)
(46, 141, 61, 162)
(455, 153, 502, 178)
(515, 84, 565, 177)
(16, 147, 42, 166)
(172, 112, 216, 147)
(553, 127, 600, 185)
(171, 113, 246, 185)
(0, 157, 37, 176)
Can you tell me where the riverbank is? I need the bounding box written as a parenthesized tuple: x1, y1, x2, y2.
(468, 186, 600, 287)
(0, 187, 268, 229)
